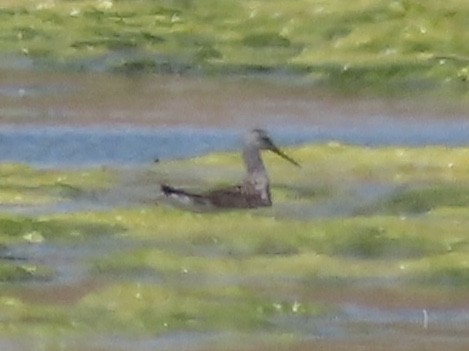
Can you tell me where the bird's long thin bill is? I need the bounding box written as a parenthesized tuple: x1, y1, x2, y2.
(272, 147, 300, 167)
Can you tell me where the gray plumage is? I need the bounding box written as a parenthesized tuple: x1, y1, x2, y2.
(160, 129, 300, 210)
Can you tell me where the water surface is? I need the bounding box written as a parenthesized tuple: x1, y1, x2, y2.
(1, 69, 468, 351)
(0, 69, 468, 167)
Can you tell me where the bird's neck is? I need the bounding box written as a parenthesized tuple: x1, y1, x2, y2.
(242, 145, 267, 175)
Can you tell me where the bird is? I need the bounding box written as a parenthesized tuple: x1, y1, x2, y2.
(160, 129, 300, 210)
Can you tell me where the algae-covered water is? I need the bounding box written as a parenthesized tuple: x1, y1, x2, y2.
(0, 0, 468, 349)
(0, 0, 468, 98)
(0, 69, 468, 351)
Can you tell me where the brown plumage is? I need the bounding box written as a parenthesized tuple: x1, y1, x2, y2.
(160, 129, 300, 210)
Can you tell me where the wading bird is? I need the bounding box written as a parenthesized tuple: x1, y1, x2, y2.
(160, 129, 300, 210)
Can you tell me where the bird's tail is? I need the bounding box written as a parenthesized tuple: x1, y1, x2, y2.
(160, 184, 209, 209)
(161, 184, 186, 196)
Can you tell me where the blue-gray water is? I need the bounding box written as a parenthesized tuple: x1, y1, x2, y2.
(1, 70, 468, 167)
(1, 120, 469, 167)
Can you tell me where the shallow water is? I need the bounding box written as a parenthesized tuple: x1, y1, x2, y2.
(1, 69, 469, 350)
(0, 69, 468, 167)
(2, 121, 469, 167)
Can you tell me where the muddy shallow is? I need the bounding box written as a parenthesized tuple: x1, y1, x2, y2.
(1, 69, 469, 167)
(0, 69, 468, 351)
(1, 69, 468, 128)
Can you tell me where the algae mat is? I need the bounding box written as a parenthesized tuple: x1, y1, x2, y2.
(0, 143, 468, 350)
(0, 0, 467, 97)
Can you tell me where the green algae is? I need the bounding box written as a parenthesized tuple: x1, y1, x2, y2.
(410, 256, 469, 287)
(87, 143, 469, 287)
(0, 0, 467, 97)
(1, 143, 469, 344)
(0, 214, 125, 246)
(0, 162, 119, 248)
(0, 262, 52, 282)
(0, 212, 124, 282)
(90, 208, 467, 281)
(54, 143, 469, 285)
(363, 184, 469, 214)
(0, 284, 321, 348)
(0, 163, 114, 206)
(77, 283, 320, 334)
(183, 143, 469, 185)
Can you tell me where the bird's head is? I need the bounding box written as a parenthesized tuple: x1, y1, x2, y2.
(247, 129, 300, 167)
